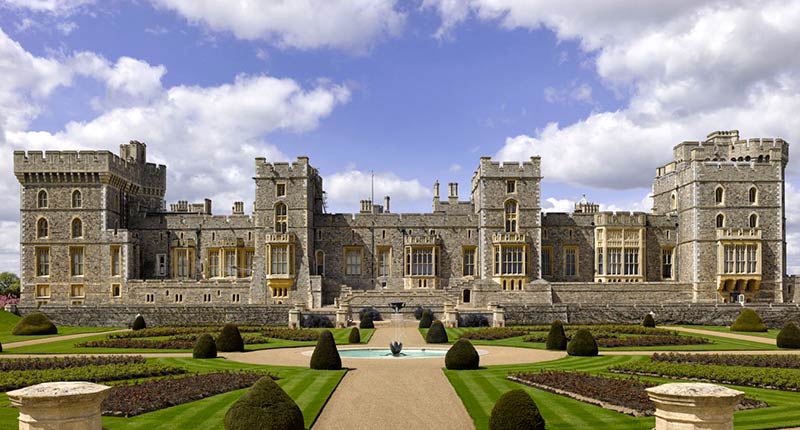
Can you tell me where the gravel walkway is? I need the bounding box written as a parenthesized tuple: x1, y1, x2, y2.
(2, 329, 130, 349)
(667, 326, 776, 344)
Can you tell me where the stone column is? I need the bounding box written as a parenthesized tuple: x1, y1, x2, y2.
(645, 383, 743, 430)
(8, 382, 111, 430)
(336, 303, 350, 328)
(443, 302, 458, 328)
(288, 303, 304, 329)
(489, 303, 505, 327)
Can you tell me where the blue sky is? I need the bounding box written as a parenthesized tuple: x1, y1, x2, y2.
(1, 0, 799, 273)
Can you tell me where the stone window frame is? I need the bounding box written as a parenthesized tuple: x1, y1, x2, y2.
(268, 244, 294, 276)
(377, 246, 392, 277)
(276, 182, 287, 197)
(156, 254, 167, 277)
(145, 293, 154, 303)
(35, 246, 50, 277)
(36, 217, 49, 239)
(172, 248, 194, 279)
(541, 245, 553, 276)
(70, 246, 84, 277)
(343, 246, 363, 277)
(748, 186, 758, 205)
(504, 199, 518, 233)
(231, 293, 241, 303)
(207, 248, 221, 278)
(71, 217, 83, 239)
(563, 246, 578, 277)
(462, 246, 476, 277)
(71, 189, 82, 208)
(714, 185, 725, 205)
(35, 284, 50, 299)
(37, 189, 48, 208)
(749, 213, 758, 228)
(274, 202, 288, 233)
(110, 245, 121, 277)
(715, 213, 725, 228)
(670, 192, 677, 210)
(661, 247, 674, 280)
(70, 284, 85, 299)
(315, 249, 325, 276)
(506, 179, 517, 194)
(494, 244, 527, 276)
(111, 283, 121, 298)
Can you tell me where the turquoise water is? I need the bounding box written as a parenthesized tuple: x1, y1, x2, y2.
(337, 348, 449, 359)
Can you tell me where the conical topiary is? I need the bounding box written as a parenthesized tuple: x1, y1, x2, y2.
(216, 324, 245, 352)
(348, 327, 361, 344)
(132, 314, 146, 331)
(224, 376, 304, 430)
(488, 389, 545, 430)
(567, 329, 598, 356)
(730, 308, 768, 332)
(419, 309, 433, 329)
(777, 322, 800, 349)
(445, 338, 480, 370)
(193, 333, 217, 359)
(310, 330, 342, 370)
(12, 312, 57, 335)
(545, 320, 568, 350)
(359, 314, 374, 329)
(426, 320, 449, 343)
(642, 313, 656, 328)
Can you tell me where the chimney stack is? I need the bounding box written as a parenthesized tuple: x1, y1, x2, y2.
(448, 182, 458, 202)
(384, 195, 390, 213)
(433, 181, 440, 199)
(232, 201, 244, 215)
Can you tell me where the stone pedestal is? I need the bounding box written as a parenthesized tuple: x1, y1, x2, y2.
(443, 302, 459, 328)
(8, 382, 111, 430)
(489, 303, 505, 327)
(288, 304, 303, 329)
(336, 304, 350, 328)
(645, 383, 743, 430)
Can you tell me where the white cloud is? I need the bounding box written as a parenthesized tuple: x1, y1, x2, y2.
(1, 0, 93, 14)
(324, 170, 430, 213)
(448, 163, 461, 173)
(151, 0, 407, 52)
(542, 197, 574, 213)
(543, 82, 593, 105)
(55, 20, 77, 34)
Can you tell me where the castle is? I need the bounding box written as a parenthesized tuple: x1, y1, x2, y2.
(13, 130, 795, 313)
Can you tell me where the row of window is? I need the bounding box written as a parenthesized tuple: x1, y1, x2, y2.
(143, 291, 242, 303)
(36, 190, 83, 209)
(670, 186, 760, 210)
(715, 213, 759, 228)
(36, 218, 83, 239)
(34, 283, 122, 299)
(541, 247, 578, 277)
(35, 246, 122, 278)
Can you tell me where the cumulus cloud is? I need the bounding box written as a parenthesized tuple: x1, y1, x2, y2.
(1, 0, 93, 14)
(150, 0, 407, 52)
(324, 169, 430, 213)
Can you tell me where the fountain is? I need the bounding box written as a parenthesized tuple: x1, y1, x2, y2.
(388, 302, 405, 356)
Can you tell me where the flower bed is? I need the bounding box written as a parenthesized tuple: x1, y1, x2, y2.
(77, 338, 195, 350)
(458, 327, 531, 341)
(262, 327, 320, 342)
(103, 372, 272, 417)
(0, 355, 146, 371)
(0, 363, 184, 391)
(110, 326, 266, 339)
(651, 353, 800, 369)
(597, 335, 709, 348)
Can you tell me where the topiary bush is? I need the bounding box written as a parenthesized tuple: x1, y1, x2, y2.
(216, 324, 245, 352)
(445, 338, 479, 370)
(301, 314, 334, 328)
(359, 313, 374, 329)
(224, 376, 304, 430)
(777, 322, 800, 349)
(419, 310, 433, 329)
(458, 313, 490, 327)
(426, 320, 449, 343)
(489, 389, 545, 430)
(132, 314, 146, 331)
(12, 312, 57, 335)
(193, 333, 217, 359)
(348, 327, 361, 344)
(642, 313, 656, 328)
(414, 306, 434, 320)
(310, 330, 342, 370)
(545, 319, 568, 351)
(567, 329, 598, 357)
(731, 308, 768, 332)
(359, 307, 382, 321)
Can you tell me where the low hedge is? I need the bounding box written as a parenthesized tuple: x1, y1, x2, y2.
(224, 377, 304, 430)
(730, 308, 768, 332)
(216, 324, 245, 352)
(445, 339, 479, 370)
(310, 330, 341, 370)
(545, 320, 567, 351)
(489, 389, 545, 430)
(567, 329, 598, 357)
(777, 322, 800, 349)
(193, 334, 217, 359)
(12, 312, 57, 335)
(426, 320, 449, 344)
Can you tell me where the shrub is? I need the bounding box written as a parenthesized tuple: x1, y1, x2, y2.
(545, 320, 568, 351)
(216, 324, 245, 352)
(0, 341, 2, 353)
(132, 315, 146, 331)
(414, 306, 434, 320)
(193, 334, 217, 359)
(426, 320, 449, 344)
(488, 389, 545, 430)
(310, 330, 341, 370)
(359, 307, 382, 321)
(642, 313, 656, 328)
(224, 376, 304, 430)
(567, 329, 598, 357)
(458, 313, 489, 327)
(301, 314, 334, 328)
(419, 310, 433, 329)
(359, 314, 374, 329)
(12, 312, 57, 335)
(348, 327, 361, 344)
(445, 339, 479, 370)
(731, 308, 768, 332)
(777, 322, 800, 349)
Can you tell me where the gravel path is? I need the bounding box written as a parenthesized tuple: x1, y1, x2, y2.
(667, 326, 776, 344)
(2, 329, 130, 349)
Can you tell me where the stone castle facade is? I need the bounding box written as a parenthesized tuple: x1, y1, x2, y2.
(13, 130, 795, 310)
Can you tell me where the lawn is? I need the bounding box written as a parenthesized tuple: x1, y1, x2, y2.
(0, 311, 121, 344)
(3, 327, 374, 355)
(0, 357, 345, 430)
(674, 324, 780, 340)
(444, 355, 800, 430)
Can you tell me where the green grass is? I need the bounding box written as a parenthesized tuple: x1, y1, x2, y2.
(675, 324, 780, 340)
(445, 355, 800, 430)
(3, 327, 374, 355)
(0, 310, 121, 344)
(0, 357, 345, 430)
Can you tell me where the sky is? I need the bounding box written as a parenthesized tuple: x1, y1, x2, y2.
(1, 0, 800, 274)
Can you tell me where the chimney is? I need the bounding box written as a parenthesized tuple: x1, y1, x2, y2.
(360, 199, 373, 214)
(433, 181, 440, 199)
(232, 201, 244, 215)
(448, 182, 458, 202)
(204, 198, 212, 215)
(384, 195, 390, 213)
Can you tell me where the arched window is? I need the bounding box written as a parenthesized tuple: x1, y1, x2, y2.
(714, 186, 724, 205)
(716, 213, 725, 228)
(71, 218, 83, 238)
(670, 192, 677, 210)
(315, 250, 325, 276)
(274, 203, 287, 233)
(37, 218, 49, 238)
(749, 214, 758, 228)
(504, 200, 518, 233)
(71, 190, 82, 208)
(749, 186, 757, 204)
(37, 190, 48, 208)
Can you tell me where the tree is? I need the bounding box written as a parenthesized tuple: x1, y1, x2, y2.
(0, 272, 20, 297)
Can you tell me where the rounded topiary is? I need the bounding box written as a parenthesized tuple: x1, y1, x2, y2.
(777, 322, 800, 349)
(224, 376, 304, 430)
(12, 312, 57, 335)
(642, 313, 656, 328)
(545, 319, 568, 351)
(359, 313, 374, 329)
(445, 338, 480, 370)
(730, 308, 768, 332)
(426, 320, 449, 344)
(348, 327, 361, 344)
(132, 314, 146, 331)
(358, 307, 382, 321)
(310, 330, 342, 370)
(419, 309, 433, 329)
(489, 389, 545, 430)
(216, 324, 245, 352)
(567, 329, 598, 357)
(193, 333, 217, 359)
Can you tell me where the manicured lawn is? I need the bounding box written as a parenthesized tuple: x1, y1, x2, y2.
(0, 311, 121, 344)
(0, 357, 345, 430)
(3, 327, 374, 355)
(445, 355, 800, 430)
(675, 325, 780, 340)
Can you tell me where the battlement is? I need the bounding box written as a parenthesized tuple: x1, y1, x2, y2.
(594, 212, 647, 227)
(475, 156, 541, 179)
(255, 155, 317, 178)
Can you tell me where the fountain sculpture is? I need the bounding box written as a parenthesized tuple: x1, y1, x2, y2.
(389, 302, 405, 356)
